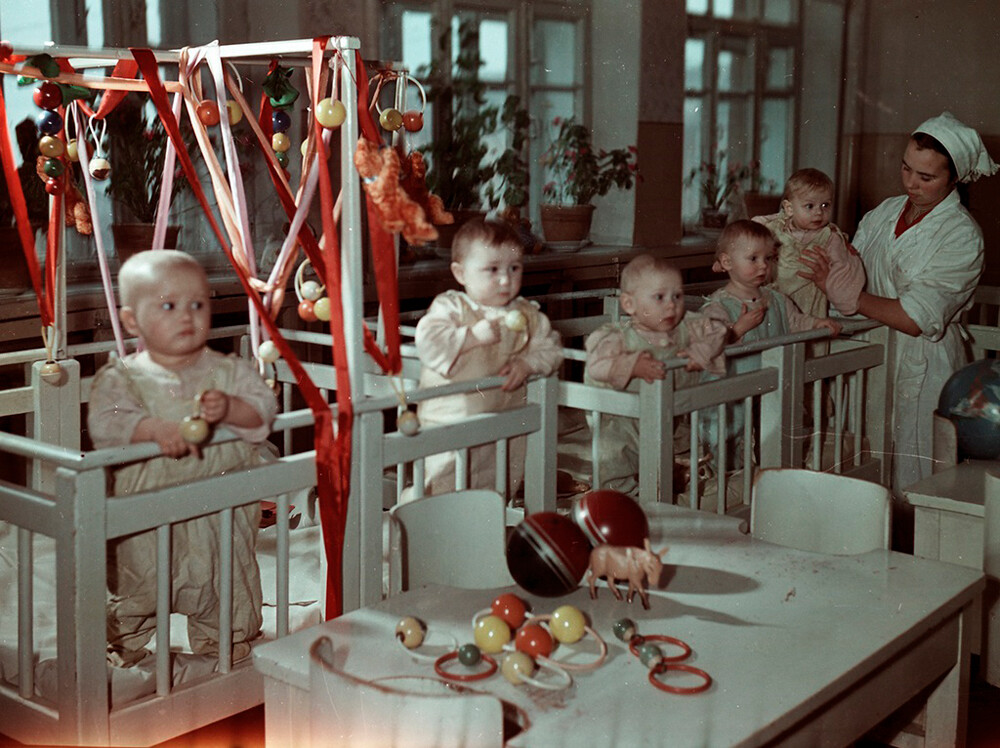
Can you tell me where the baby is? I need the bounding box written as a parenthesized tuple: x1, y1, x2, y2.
(411, 218, 563, 499)
(752, 168, 865, 318)
(584, 254, 728, 495)
(88, 249, 278, 665)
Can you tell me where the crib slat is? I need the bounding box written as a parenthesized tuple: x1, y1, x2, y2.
(156, 524, 171, 697)
(219, 507, 233, 674)
(17, 527, 33, 699)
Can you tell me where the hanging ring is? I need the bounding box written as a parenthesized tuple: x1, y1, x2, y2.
(648, 662, 713, 695)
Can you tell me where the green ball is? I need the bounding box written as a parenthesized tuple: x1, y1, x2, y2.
(457, 643, 481, 667)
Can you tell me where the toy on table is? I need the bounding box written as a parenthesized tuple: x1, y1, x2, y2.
(506, 511, 591, 597)
(586, 538, 667, 610)
(613, 617, 712, 694)
(573, 489, 650, 548)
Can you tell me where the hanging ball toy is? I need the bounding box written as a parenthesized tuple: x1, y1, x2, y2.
(272, 109, 292, 133)
(549, 605, 587, 644)
(378, 107, 404, 132)
(300, 280, 323, 301)
(38, 135, 65, 158)
(33, 82, 62, 110)
(501, 651, 536, 685)
(196, 100, 221, 127)
(473, 614, 511, 654)
(65, 139, 80, 162)
(515, 623, 554, 659)
(39, 361, 62, 384)
(89, 157, 111, 181)
(397, 410, 421, 436)
(274, 150, 289, 168)
(504, 309, 527, 332)
(395, 616, 426, 649)
(491, 593, 528, 630)
(297, 299, 317, 322)
(573, 489, 650, 549)
(313, 297, 331, 322)
(613, 618, 637, 643)
(45, 177, 64, 196)
(226, 100, 243, 126)
(42, 158, 64, 178)
(271, 132, 291, 153)
(506, 512, 592, 598)
(35, 109, 63, 136)
(402, 110, 423, 133)
(315, 98, 346, 129)
(258, 340, 280, 364)
(179, 415, 210, 445)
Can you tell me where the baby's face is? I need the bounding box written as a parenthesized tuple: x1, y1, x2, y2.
(783, 187, 833, 232)
(123, 265, 212, 368)
(451, 241, 524, 307)
(622, 268, 686, 334)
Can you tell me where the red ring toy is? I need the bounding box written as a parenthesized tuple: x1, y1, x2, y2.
(648, 662, 713, 694)
(628, 634, 692, 663)
(434, 650, 498, 682)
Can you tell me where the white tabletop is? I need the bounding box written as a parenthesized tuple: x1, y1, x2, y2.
(904, 461, 998, 517)
(254, 517, 983, 747)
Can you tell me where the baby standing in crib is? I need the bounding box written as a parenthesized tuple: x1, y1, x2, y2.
(410, 218, 563, 500)
(88, 250, 278, 666)
(700, 220, 842, 467)
(751, 168, 865, 319)
(584, 255, 728, 496)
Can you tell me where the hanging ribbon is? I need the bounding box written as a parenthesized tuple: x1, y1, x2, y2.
(131, 46, 343, 616)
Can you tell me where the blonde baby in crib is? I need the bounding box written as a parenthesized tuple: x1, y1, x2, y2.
(411, 218, 563, 499)
(88, 249, 278, 666)
(752, 167, 865, 319)
(584, 254, 728, 496)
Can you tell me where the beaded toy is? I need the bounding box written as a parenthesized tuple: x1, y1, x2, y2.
(613, 617, 712, 695)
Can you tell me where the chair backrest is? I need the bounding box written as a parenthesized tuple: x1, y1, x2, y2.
(750, 468, 890, 555)
(388, 490, 515, 593)
(309, 636, 504, 747)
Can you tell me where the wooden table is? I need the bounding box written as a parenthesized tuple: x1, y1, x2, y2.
(254, 511, 982, 747)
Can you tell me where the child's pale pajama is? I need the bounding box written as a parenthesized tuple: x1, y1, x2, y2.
(88, 348, 278, 664)
(413, 290, 563, 499)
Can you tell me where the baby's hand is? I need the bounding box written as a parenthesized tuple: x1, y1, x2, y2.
(499, 358, 532, 391)
(469, 318, 501, 347)
(199, 389, 230, 425)
(632, 351, 666, 382)
(815, 317, 842, 337)
(732, 302, 766, 339)
(679, 350, 703, 372)
(148, 419, 199, 458)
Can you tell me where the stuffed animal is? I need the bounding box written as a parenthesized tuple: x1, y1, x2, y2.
(399, 149, 453, 227)
(353, 138, 438, 246)
(36, 156, 92, 235)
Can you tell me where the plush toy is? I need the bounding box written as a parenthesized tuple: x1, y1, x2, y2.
(399, 149, 453, 227)
(36, 156, 92, 235)
(353, 138, 438, 246)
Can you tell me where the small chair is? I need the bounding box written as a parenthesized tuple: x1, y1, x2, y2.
(750, 468, 890, 555)
(309, 636, 503, 747)
(388, 490, 515, 594)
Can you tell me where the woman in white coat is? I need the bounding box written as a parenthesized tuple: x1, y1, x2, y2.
(805, 112, 997, 494)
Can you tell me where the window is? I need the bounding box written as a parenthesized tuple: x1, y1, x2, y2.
(381, 1, 589, 223)
(683, 0, 799, 225)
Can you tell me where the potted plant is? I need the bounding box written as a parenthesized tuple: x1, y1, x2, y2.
(104, 93, 188, 260)
(684, 152, 777, 228)
(539, 116, 639, 243)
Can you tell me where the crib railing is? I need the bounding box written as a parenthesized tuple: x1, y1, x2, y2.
(0, 408, 317, 747)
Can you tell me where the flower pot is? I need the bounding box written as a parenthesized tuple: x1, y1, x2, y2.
(743, 191, 781, 218)
(700, 208, 728, 229)
(0, 226, 33, 292)
(540, 204, 595, 244)
(111, 223, 181, 263)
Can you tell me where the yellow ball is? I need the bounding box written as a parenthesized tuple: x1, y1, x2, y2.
(179, 416, 210, 445)
(39, 135, 65, 158)
(395, 616, 425, 649)
(271, 132, 291, 153)
(550, 605, 586, 644)
(474, 614, 511, 654)
(501, 651, 535, 685)
(226, 100, 243, 125)
(65, 139, 80, 162)
(313, 296, 331, 322)
(379, 107, 404, 131)
(315, 98, 346, 129)
(504, 309, 527, 332)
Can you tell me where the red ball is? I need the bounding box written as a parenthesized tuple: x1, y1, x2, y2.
(196, 100, 221, 126)
(402, 110, 424, 132)
(515, 623, 554, 659)
(573, 490, 649, 548)
(298, 299, 317, 322)
(44, 177, 64, 195)
(33, 82, 62, 110)
(506, 512, 591, 597)
(491, 593, 527, 629)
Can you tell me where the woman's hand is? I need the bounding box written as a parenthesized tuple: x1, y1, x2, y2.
(798, 246, 830, 294)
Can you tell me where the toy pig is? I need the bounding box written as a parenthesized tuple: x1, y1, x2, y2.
(586, 538, 667, 610)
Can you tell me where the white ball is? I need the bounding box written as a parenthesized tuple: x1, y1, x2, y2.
(504, 309, 527, 332)
(300, 280, 323, 301)
(258, 340, 280, 363)
(397, 410, 421, 436)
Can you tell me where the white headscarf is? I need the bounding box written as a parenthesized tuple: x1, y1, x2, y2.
(913, 111, 999, 183)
